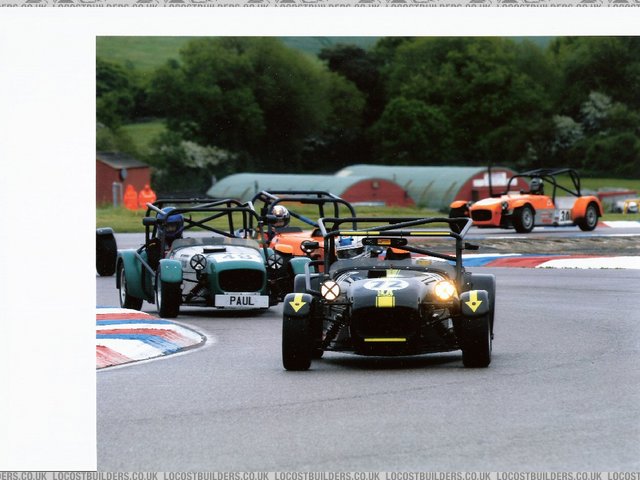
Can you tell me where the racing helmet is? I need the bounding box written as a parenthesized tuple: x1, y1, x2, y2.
(336, 236, 364, 259)
(157, 207, 184, 241)
(271, 205, 290, 228)
(530, 177, 544, 195)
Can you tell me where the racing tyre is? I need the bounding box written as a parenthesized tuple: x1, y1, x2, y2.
(282, 314, 312, 371)
(156, 278, 181, 318)
(513, 205, 535, 233)
(96, 229, 117, 276)
(460, 313, 492, 368)
(471, 274, 496, 337)
(577, 203, 599, 231)
(118, 263, 143, 310)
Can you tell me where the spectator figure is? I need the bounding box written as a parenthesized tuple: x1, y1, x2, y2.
(123, 184, 139, 210)
(138, 184, 157, 208)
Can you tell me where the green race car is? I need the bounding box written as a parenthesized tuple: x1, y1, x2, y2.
(116, 198, 299, 318)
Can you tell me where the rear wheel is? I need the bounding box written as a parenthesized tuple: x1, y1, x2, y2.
(156, 276, 181, 318)
(577, 203, 599, 231)
(282, 314, 312, 371)
(96, 230, 117, 276)
(513, 205, 535, 233)
(118, 263, 143, 310)
(460, 313, 492, 368)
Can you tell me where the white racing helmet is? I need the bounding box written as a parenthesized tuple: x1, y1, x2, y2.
(336, 236, 364, 259)
(271, 205, 290, 228)
(530, 177, 544, 194)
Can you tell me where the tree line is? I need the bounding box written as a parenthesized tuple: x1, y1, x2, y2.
(97, 36, 640, 193)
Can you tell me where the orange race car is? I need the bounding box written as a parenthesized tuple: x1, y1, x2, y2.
(449, 168, 603, 233)
(252, 190, 357, 298)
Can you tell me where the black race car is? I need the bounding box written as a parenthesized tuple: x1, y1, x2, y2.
(281, 216, 496, 370)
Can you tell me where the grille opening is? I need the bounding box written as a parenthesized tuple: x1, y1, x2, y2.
(471, 209, 492, 221)
(350, 307, 420, 339)
(219, 269, 264, 292)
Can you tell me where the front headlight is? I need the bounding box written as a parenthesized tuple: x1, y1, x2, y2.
(434, 280, 456, 301)
(189, 254, 207, 272)
(321, 280, 341, 301)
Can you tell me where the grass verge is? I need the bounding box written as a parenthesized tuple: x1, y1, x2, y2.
(97, 204, 639, 233)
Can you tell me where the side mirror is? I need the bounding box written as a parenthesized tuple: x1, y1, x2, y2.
(142, 217, 157, 226)
(300, 240, 320, 254)
(265, 214, 278, 225)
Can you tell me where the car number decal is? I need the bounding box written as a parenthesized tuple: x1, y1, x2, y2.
(557, 209, 572, 222)
(215, 253, 262, 263)
(363, 279, 409, 291)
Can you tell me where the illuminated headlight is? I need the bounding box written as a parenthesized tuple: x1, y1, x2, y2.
(434, 280, 456, 301)
(321, 280, 341, 301)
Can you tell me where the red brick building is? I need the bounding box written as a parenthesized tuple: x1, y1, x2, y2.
(96, 152, 151, 206)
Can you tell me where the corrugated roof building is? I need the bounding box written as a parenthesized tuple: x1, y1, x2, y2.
(336, 164, 525, 210)
(207, 173, 414, 206)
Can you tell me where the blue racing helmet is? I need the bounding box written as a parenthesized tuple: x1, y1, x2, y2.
(336, 236, 364, 259)
(157, 207, 184, 241)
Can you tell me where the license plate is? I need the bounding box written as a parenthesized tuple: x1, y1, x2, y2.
(214, 294, 269, 309)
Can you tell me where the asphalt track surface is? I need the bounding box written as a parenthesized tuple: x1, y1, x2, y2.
(96, 265, 640, 471)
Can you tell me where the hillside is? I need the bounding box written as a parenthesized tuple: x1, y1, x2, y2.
(96, 36, 380, 71)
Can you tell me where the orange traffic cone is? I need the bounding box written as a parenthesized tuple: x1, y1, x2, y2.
(138, 184, 157, 209)
(123, 184, 139, 210)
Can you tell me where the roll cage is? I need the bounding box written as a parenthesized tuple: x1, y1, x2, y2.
(251, 190, 357, 240)
(495, 168, 584, 203)
(136, 198, 269, 279)
(300, 216, 473, 298)
(143, 198, 258, 245)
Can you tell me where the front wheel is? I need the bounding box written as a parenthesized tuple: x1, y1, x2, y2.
(118, 263, 143, 310)
(267, 252, 293, 301)
(513, 205, 535, 233)
(282, 314, 312, 371)
(156, 277, 181, 318)
(460, 313, 492, 368)
(577, 203, 599, 231)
